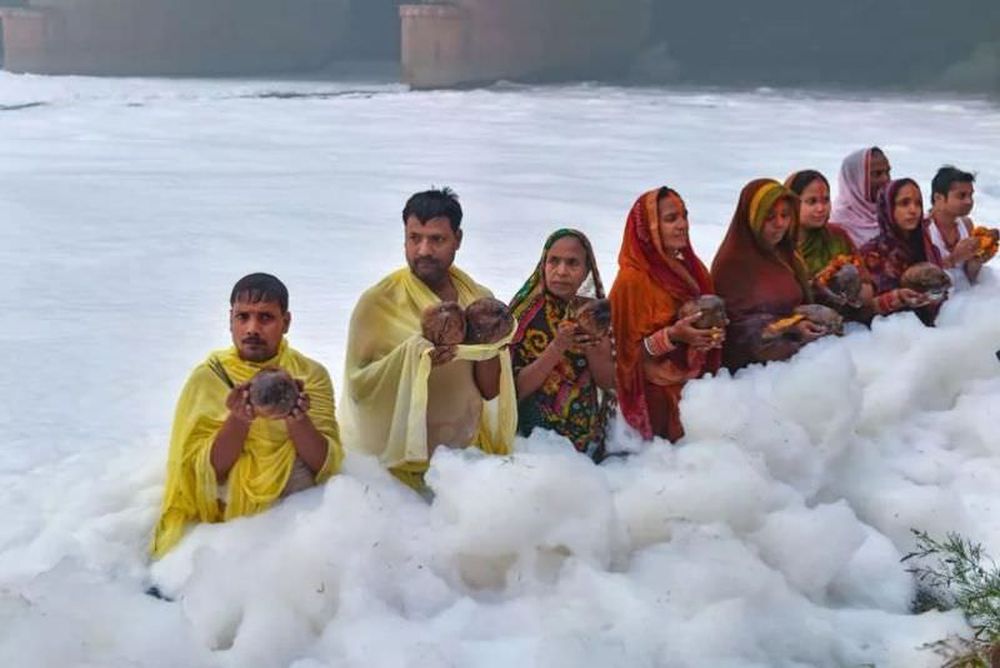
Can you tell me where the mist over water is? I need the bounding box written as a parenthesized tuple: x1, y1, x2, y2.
(1, 73, 1000, 666)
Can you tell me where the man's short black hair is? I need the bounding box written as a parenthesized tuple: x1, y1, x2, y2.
(230, 273, 289, 312)
(931, 165, 975, 199)
(402, 187, 463, 232)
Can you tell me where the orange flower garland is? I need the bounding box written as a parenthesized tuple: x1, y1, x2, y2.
(972, 226, 999, 262)
(814, 253, 864, 288)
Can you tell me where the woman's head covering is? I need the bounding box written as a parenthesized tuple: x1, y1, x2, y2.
(617, 186, 709, 300)
(861, 178, 941, 300)
(509, 228, 604, 332)
(831, 147, 881, 246)
(876, 178, 923, 243)
(711, 179, 813, 372)
(509, 228, 613, 454)
(869, 178, 937, 267)
(712, 178, 811, 315)
(610, 187, 717, 440)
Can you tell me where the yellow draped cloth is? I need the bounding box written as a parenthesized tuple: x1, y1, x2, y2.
(151, 339, 343, 558)
(342, 266, 516, 485)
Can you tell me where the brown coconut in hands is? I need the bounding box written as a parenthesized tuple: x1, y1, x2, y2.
(421, 302, 467, 346)
(248, 368, 300, 419)
(901, 262, 952, 302)
(793, 304, 844, 336)
(465, 297, 515, 344)
(817, 262, 864, 309)
(678, 294, 729, 330)
(762, 304, 844, 340)
(571, 297, 612, 339)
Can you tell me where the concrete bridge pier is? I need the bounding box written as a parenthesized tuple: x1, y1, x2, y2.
(400, 0, 648, 89)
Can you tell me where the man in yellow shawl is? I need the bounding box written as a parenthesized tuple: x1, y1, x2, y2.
(342, 188, 516, 488)
(151, 273, 343, 558)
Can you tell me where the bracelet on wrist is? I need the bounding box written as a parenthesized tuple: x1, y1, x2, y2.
(644, 327, 676, 357)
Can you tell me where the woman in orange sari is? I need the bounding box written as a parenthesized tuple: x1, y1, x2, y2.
(609, 187, 722, 443)
(711, 178, 829, 372)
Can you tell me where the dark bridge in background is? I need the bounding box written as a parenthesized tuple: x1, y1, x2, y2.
(0, 0, 644, 86)
(0, 0, 997, 91)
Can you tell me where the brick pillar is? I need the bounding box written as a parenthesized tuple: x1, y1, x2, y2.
(399, 4, 471, 89)
(0, 9, 52, 73)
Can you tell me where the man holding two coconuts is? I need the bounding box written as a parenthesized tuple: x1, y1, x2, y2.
(342, 188, 517, 490)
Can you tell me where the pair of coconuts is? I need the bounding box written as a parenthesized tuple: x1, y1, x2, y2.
(815, 256, 952, 309)
(421, 296, 614, 347)
(421, 298, 516, 347)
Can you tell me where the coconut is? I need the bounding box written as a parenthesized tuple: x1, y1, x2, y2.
(465, 298, 514, 345)
(248, 368, 299, 420)
(571, 298, 612, 338)
(762, 304, 843, 340)
(678, 294, 729, 330)
(793, 304, 844, 336)
(901, 262, 952, 302)
(421, 302, 467, 346)
(825, 263, 863, 308)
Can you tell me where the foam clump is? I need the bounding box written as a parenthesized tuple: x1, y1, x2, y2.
(4, 284, 1000, 667)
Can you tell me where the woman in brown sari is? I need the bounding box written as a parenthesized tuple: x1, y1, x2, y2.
(711, 178, 829, 372)
(609, 187, 722, 443)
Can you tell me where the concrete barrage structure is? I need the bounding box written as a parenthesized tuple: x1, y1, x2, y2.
(0, 0, 351, 75)
(0, 0, 645, 86)
(3, 0, 994, 91)
(400, 0, 648, 89)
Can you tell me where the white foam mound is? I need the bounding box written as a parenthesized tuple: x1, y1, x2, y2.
(2, 279, 998, 667)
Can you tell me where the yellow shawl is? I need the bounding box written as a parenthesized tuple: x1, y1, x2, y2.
(342, 266, 516, 482)
(151, 340, 342, 558)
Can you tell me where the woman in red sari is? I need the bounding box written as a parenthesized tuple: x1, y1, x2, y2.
(711, 178, 829, 372)
(609, 187, 722, 443)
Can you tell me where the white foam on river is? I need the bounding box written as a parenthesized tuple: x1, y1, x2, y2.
(1, 72, 999, 667)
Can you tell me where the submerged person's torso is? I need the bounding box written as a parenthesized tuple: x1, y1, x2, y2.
(927, 216, 973, 290)
(426, 359, 482, 451)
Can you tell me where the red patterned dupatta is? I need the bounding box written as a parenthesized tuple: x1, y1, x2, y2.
(610, 188, 719, 440)
(860, 178, 941, 294)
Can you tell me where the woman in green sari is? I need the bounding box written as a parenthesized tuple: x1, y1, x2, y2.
(509, 229, 615, 458)
(786, 169, 874, 321)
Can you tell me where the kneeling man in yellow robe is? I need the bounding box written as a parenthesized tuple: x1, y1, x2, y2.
(152, 273, 343, 558)
(343, 188, 516, 488)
